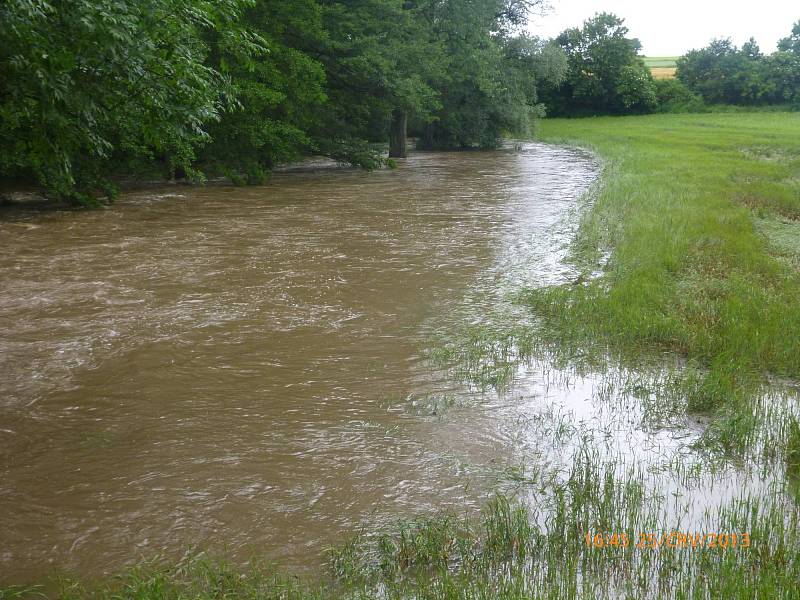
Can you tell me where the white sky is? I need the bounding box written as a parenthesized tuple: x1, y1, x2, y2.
(526, 0, 800, 56)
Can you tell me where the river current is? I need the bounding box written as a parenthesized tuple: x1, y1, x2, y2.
(0, 143, 599, 583)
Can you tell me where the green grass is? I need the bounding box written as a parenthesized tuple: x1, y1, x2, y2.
(530, 113, 800, 406)
(643, 56, 679, 68)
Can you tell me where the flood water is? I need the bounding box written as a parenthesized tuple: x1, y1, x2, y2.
(0, 144, 604, 584)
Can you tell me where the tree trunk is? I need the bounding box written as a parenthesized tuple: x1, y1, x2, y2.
(419, 121, 435, 150)
(389, 109, 407, 158)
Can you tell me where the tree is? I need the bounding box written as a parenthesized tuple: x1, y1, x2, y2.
(317, 0, 442, 159)
(542, 13, 656, 116)
(417, 0, 562, 150)
(0, 0, 251, 204)
(768, 21, 800, 106)
(318, 0, 558, 155)
(0, 0, 572, 199)
(200, 0, 328, 183)
(677, 38, 771, 105)
(763, 51, 800, 105)
(653, 79, 704, 113)
(778, 20, 800, 55)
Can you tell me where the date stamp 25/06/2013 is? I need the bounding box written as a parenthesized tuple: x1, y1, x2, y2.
(584, 532, 751, 550)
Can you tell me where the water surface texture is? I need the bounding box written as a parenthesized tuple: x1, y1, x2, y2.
(0, 144, 599, 583)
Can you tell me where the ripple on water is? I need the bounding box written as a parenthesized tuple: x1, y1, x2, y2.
(4, 143, 719, 585)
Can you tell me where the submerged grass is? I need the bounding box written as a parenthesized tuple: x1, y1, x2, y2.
(14, 450, 798, 598)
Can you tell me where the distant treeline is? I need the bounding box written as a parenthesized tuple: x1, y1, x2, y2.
(540, 14, 800, 117)
(676, 26, 800, 107)
(0, 0, 566, 204)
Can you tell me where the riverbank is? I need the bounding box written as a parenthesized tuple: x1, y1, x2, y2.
(4, 115, 800, 598)
(532, 113, 800, 446)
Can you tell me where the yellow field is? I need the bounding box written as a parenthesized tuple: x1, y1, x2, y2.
(650, 66, 677, 79)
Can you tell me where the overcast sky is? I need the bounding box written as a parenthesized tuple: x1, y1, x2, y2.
(527, 0, 799, 56)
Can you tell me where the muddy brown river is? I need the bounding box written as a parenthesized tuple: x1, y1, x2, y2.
(0, 144, 600, 584)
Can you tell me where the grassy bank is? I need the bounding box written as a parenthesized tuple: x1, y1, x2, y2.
(533, 113, 800, 411)
(5, 113, 800, 598)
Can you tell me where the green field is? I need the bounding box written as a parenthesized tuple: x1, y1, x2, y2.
(643, 56, 679, 68)
(5, 113, 800, 599)
(535, 113, 800, 388)
(643, 56, 679, 79)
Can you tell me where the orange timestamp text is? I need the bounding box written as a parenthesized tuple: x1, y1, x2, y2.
(584, 531, 750, 550)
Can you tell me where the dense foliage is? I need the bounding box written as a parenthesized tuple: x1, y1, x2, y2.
(677, 22, 800, 107)
(0, 0, 249, 204)
(5, 2, 797, 202)
(0, 0, 565, 204)
(540, 13, 656, 117)
(539, 16, 800, 117)
(413, 2, 566, 149)
(199, 0, 330, 184)
(653, 79, 704, 113)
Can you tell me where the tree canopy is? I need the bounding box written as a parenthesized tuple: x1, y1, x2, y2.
(6, 2, 796, 202)
(0, 0, 250, 204)
(0, 0, 565, 204)
(540, 13, 656, 117)
(676, 23, 800, 107)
